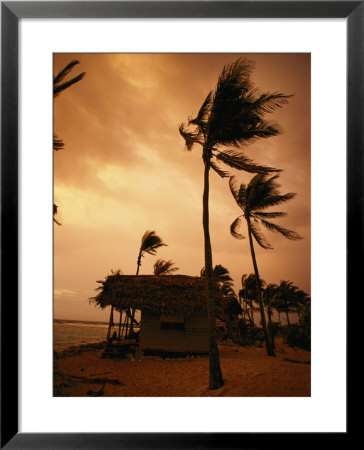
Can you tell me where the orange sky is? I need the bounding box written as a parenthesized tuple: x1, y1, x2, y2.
(54, 53, 310, 322)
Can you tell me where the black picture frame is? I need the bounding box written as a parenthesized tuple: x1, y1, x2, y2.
(1, 1, 357, 448)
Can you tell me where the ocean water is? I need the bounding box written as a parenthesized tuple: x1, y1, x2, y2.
(54, 319, 109, 352)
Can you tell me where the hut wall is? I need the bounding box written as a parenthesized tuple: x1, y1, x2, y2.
(140, 310, 209, 353)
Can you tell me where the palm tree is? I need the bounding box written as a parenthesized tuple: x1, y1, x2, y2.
(229, 173, 302, 356)
(275, 280, 296, 325)
(179, 57, 291, 388)
(290, 288, 309, 323)
(200, 264, 233, 285)
(53, 60, 86, 225)
(127, 231, 167, 335)
(136, 231, 167, 275)
(153, 259, 179, 275)
(239, 273, 265, 328)
(90, 269, 123, 344)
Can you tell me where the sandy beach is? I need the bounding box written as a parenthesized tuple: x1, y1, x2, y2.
(54, 338, 310, 397)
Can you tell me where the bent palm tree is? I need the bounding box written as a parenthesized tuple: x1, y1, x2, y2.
(136, 231, 167, 275)
(153, 259, 179, 276)
(180, 57, 291, 388)
(127, 231, 167, 335)
(53, 60, 86, 224)
(229, 173, 302, 356)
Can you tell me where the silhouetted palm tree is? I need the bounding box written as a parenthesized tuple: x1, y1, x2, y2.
(274, 281, 309, 325)
(200, 264, 233, 285)
(239, 273, 265, 328)
(229, 173, 302, 356)
(153, 259, 179, 275)
(90, 269, 123, 344)
(53, 60, 85, 225)
(127, 231, 167, 335)
(136, 231, 167, 275)
(180, 57, 291, 388)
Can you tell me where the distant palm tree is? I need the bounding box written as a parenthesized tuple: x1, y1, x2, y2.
(180, 57, 290, 389)
(153, 259, 179, 275)
(53, 60, 86, 225)
(274, 281, 309, 325)
(127, 231, 167, 335)
(89, 269, 123, 344)
(136, 231, 167, 275)
(200, 264, 233, 285)
(239, 273, 266, 328)
(229, 173, 302, 356)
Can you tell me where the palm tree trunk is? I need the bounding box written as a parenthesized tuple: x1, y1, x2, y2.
(286, 310, 290, 326)
(117, 311, 122, 340)
(129, 253, 142, 336)
(106, 305, 114, 345)
(247, 220, 275, 356)
(297, 307, 302, 323)
(267, 306, 275, 349)
(203, 152, 223, 389)
(250, 304, 255, 328)
(278, 310, 281, 326)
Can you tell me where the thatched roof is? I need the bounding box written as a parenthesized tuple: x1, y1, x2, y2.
(90, 274, 221, 314)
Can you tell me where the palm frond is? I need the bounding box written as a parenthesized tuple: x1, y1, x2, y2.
(259, 219, 302, 240)
(245, 89, 293, 114)
(153, 259, 179, 275)
(210, 161, 230, 178)
(249, 221, 272, 249)
(212, 264, 233, 283)
(201, 264, 233, 284)
(53, 135, 64, 151)
(207, 58, 290, 147)
(253, 192, 296, 210)
(140, 230, 167, 256)
(54, 60, 80, 84)
(215, 149, 279, 174)
(229, 176, 240, 204)
(189, 91, 213, 135)
(53, 203, 61, 226)
(54, 65, 85, 98)
(246, 173, 275, 208)
(230, 215, 245, 240)
(178, 123, 202, 150)
(254, 211, 286, 219)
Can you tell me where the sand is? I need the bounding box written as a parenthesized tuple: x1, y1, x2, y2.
(54, 338, 310, 397)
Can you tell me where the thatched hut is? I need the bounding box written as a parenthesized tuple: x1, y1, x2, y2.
(91, 274, 221, 355)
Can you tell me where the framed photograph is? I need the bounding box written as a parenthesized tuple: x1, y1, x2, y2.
(2, 1, 357, 448)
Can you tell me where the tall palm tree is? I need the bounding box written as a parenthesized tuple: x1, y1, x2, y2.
(180, 57, 291, 388)
(229, 173, 302, 356)
(53, 60, 86, 225)
(153, 259, 179, 275)
(127, 231, 167, 335)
